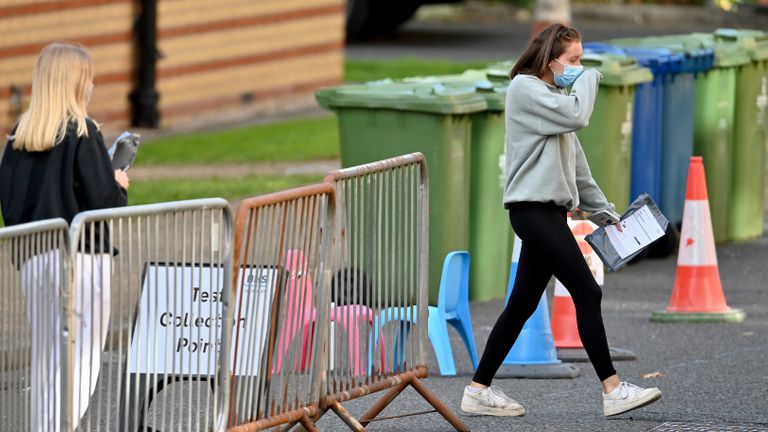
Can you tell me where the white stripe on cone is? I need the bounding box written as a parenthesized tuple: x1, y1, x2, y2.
(554, 280, 570, 296)
(512, 233, 522, 263)
(678, 201, 718, 267)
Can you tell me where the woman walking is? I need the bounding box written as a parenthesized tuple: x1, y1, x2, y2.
(0, 42, 128, 431)
(460, 24, 661, 418)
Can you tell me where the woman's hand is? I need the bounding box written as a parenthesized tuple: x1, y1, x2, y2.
(114, 169, 129, 190)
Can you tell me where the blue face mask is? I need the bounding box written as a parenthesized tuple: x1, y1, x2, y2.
(552, 59, 584, 88)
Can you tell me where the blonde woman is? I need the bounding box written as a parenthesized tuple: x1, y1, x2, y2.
(0, 42, 128, 431)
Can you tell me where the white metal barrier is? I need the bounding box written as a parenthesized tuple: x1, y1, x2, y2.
(67, 198, 233, 432)
(0, 219, 70, 432)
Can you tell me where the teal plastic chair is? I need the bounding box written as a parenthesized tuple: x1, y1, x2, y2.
(372, 251, 479, 376)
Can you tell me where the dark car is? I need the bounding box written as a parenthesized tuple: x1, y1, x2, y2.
(346, 0, 463, 40)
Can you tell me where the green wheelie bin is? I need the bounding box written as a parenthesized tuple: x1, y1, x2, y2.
(713, 29, 768, 241)
(404, 71, 514, 301)
(575, 53, 653, 214)
(316, 82, 487, 304)
(467, 81, 513, 301)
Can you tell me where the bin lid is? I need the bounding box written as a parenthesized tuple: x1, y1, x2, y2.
(400, 72, 509, 111)
(583, 43, 685, 75)
(608, 36, 716, 73)
(486, 61, 515, 84)
(484, 56, 653, 87)
(315, 82, 488, 114)
(580, 53, 654, 86)
(714, 29, 768, 61)
(635, 34, 750, 68)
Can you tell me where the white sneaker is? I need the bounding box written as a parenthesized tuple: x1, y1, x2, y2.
(460, 385, 525, 417)
(603, 381, 662, 417)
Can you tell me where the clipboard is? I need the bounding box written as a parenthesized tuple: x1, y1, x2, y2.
(108, 131, 141, 170)
(585, 193, 670, 272)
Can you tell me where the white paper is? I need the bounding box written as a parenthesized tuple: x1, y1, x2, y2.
(604, 205, 665, 259)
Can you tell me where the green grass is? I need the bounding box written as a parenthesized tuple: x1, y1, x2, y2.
(136, 116, 339, 166)
(133, 58, 494, 166)
(345, 57, 493, 83)
(128, 175, 322, 206)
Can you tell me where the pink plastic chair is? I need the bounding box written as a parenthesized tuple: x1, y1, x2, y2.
(273, 250, 384, 376)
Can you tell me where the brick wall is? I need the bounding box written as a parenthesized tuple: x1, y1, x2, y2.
(0, 0, 134, 136)
(0, 0, 345, 135)
(156, 0, 345, 125)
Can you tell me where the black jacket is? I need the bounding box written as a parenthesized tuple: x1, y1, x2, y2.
(0, 118, 127, 253)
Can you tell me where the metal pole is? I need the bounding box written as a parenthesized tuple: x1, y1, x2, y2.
(131, 0, 160, 128)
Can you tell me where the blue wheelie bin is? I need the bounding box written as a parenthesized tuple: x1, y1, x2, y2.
(608, 38, 716, 228)
(583, 43, 680, 210)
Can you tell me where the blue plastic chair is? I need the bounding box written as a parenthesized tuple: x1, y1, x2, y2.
(371, 251, 479, 376)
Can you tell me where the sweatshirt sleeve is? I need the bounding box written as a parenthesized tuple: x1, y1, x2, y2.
(524, 69, 602, 136)
(573, 136, 614, 213)
(75, 121, 128, 211)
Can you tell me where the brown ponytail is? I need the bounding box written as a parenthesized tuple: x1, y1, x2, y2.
(509, 24, 582, 80)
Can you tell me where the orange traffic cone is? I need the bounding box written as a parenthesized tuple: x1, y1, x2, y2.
(651, 157, 745, 323)
(552, 217, 636, 361)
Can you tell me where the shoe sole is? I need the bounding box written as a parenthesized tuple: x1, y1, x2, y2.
(604, 390, 662, 417)
(460, 400, 525, 417)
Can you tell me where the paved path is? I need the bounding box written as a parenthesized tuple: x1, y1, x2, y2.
(347, 3, 768, 62)
(314, 234, 768, 431)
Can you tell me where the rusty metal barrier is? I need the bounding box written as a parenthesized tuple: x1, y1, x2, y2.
(0, 219, 70, 432)
(319, 153, 469, 431)
(227, 183, 334, 432)
(67, 198, 234, 432)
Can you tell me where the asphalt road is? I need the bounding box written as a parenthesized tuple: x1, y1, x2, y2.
(346, 5, 768, 62)
(314, 232, 768, 432)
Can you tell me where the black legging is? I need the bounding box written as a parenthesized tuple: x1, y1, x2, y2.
(472, 201, 617, 385)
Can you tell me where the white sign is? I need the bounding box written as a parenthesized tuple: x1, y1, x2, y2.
(127, 263, 277, 376)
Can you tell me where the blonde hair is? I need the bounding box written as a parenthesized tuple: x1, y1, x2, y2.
(12, 42, 94, 152)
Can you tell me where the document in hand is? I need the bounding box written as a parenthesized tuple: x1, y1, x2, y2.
(108, 131, 141, 170)
(585, 194, 670, 272)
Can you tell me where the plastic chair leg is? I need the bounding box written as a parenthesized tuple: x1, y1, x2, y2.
(450, 307, 479, 370)
(427, 306, 456, 376)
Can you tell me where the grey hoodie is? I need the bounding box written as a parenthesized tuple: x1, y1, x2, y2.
(502, 68, 614, 213)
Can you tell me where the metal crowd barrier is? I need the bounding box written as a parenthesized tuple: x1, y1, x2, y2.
(0, 219, 70, 432)
(67, 198, 233, 432)
(227, 184, 334, 432)
(1, 154, 468, 432)
(319, 153, 468, 431)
